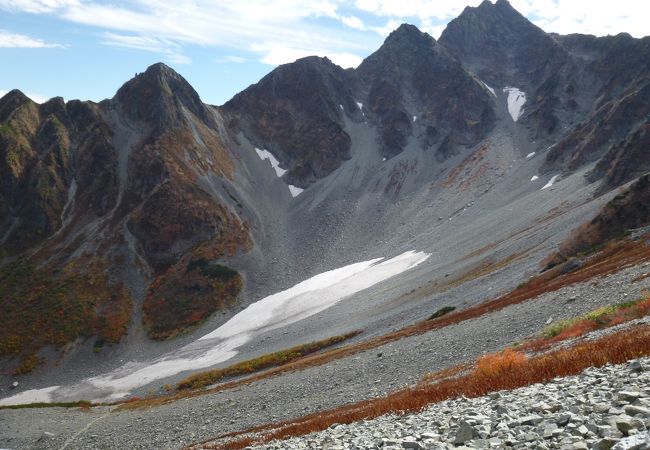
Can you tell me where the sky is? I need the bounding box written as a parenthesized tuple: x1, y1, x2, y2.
(0, 0, 648, 106)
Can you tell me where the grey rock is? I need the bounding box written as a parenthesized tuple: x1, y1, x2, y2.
(454, 422, 478, 445)
(625, 406, 650, 418)
(401, 440, 424, 449)
(629, 360, 645, 374)
(611, 431, 650, 450)
(593, 438, 621, 450)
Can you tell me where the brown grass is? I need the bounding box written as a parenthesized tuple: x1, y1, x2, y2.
(440, 143, 490, 188)
(193, 324, 650, 449)
(176, 331, 361, 390)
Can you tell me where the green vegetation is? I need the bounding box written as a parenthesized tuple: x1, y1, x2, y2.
(177, 331, 362, 391)
(543, 297, 647, 339)
(0, 400, 93, 410)
(187, 258, 239, 279)
(428, 306, 456, 320)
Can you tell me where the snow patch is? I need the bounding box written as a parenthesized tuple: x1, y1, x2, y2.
(480, 80, 496, 97)
(526, 152, 536, 159)
(255, 148, 286, 178)
(531, 175, 539, 182)
(412, 115, 417, 122)
(0, 251, 429, 405)
(288, 185, 304, 197)
(339, 104, 344, 110)
(541, 175, 559, 190)
(503, 87, 526, 122)
(356, 102, 363, 111)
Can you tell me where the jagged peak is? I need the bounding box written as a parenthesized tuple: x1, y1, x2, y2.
(0, 89, 35, 122)
(120, 62, 192, 95)
(356, 23, 441, 78)
(439, 0, 557, 53)
(281, 55, 341, 72)
(384, 23, 436, 47)
(1, 89, 30, 104)
(113, 62, 208, 127)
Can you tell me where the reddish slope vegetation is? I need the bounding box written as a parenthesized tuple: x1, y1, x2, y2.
(546, 173, 650, 268)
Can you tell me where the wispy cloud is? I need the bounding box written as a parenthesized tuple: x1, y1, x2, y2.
(340, 15, 367, 31)
(251, 41, 363, 68)
(102, 32, 191, 64)
(0, 0, 78, 14)
(0, 29, 64, 48)
(216, 55, 247, 64)
(0, 0, 372, 66)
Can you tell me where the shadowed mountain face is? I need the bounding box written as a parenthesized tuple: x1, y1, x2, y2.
(1, 0, 650, 376)
(355, 24, 495, 160)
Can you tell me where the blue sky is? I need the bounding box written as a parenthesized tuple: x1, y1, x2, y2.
(1, 0, 648, 106)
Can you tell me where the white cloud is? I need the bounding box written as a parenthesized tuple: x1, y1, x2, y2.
(102, 32, 191, 64)
(0, 0, 77, 13)
(216, 55, 247, 64)
(252, 41, 363, 68)
(369, 19, 402, 37)
(354, 0, 484, 21)
(355, 0, 649, 39)
(0, 29, 63, 48)
(341, 15, 367, 30)
(512, 0, 650, 38)
(0, 0, 371, 66)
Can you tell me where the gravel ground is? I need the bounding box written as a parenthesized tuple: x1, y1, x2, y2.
(1, 260, 649, 450)
(249, 357, 650, 450)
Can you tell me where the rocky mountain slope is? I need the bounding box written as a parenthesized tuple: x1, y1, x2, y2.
(1, 0, 649, 411)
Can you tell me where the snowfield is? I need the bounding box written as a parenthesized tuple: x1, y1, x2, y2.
(288, 185, 304, 197)
(0, 251, 429, 406)
(542, 175, 560, 190)
(255, 148, 287, 177)
(503, 87, 526, 122)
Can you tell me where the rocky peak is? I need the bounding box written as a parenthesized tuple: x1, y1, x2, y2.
(355, 23, 495, 159)
(113, 62, 210, 129)
(439, 0, 564, 87)
(357, 24, 437, 80)
(383, 23, 435, 47)
(0, 89, 33, 121)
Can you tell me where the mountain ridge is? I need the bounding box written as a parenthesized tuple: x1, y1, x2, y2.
(1, 2, 650, 383)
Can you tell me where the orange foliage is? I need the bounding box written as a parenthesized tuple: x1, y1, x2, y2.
(194, 325, 650, 450)
(474, 349, 527, 380)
